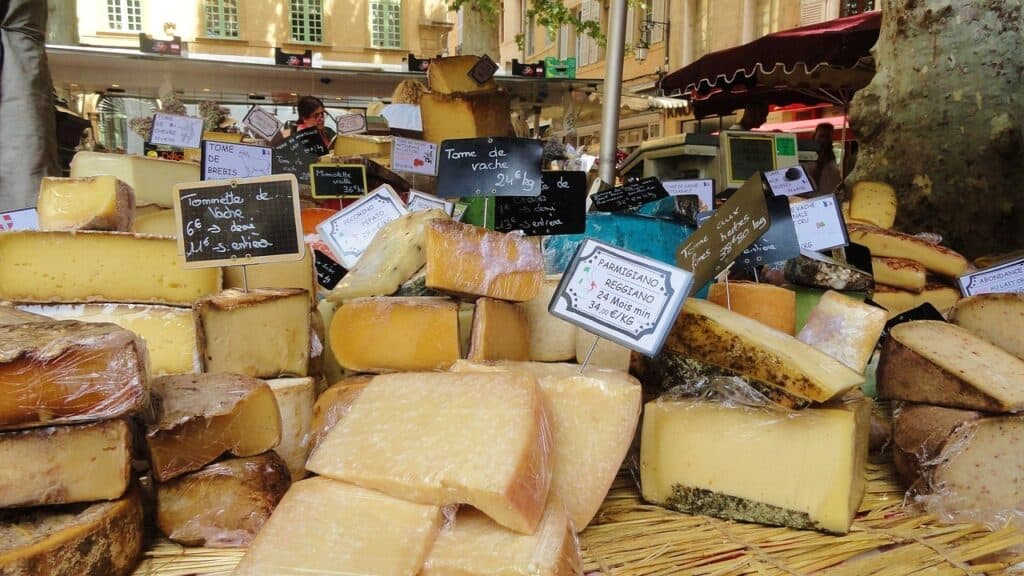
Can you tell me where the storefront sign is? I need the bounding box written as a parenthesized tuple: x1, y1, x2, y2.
(139, 34, 183, 56)
(275, 47, 312, 67)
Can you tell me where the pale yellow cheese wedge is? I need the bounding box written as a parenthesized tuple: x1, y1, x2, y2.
(849, 181, 897, 229)
(306, 371, 551, 534)
(133, 209, 177, 236)
(426, 220, 543, 301)
(468, 297, 531, 361)
(266, 377, 315, 480)
(871, 282, 961, 318)
(708, 281, 796, 335)
(797, 290, 886, 373)
(575, 329, 632, 372)
(331, 134, 392, 159)
(949, 293, 1024, 361)
(871, 256, 926, 292)
(70, 151, 199, 208)
(37, 175, 135, 232)
(847, 223, 969, 278)
(427, 55, 499, 94)
(422, 91, 515, 143)
(519, 275, 577, 362)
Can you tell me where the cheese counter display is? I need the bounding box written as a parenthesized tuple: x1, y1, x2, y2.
(1, 139, 1023, 574)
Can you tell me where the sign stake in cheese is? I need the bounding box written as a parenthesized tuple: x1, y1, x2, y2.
(195, 288, 311, 378)
(234, 477, 442, 576)
(266, 377, 315, 480)
(949, 293, 1024, 360)
(37, 176, 135, 232)
(330, 297, 460, 372)
(156, 452, 291, 547)
(145, 373, 282, 482)
(223, 249, 317, 306)
(306, 371, 552, 534)
(663, 298, 864, 404)
(468, 298, 531, 361)
(877, 320, 1024, 412)
(70, 150, 200, 208)
(0, 231, 222, 305)
(797, 290, 887, 374)
(847, 223, 969, 278)
(641, 394, 871, 534)
(0, 419, 131, 508)
(426, 220, 544, 301)
(0, 321, 148, 430)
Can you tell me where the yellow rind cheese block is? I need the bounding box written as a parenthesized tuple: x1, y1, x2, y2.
(195, 288, 311, 378)
(849, 181, 897, 229)
(330, 297, 460, 372)
(878, 320, 1024, 412)
(145, 373, 283, 482)
(451, 360, 642, 529)
(468, 298, 531, 361)
(797, 290, 887, 374)
(266, 377, 315, 481)
(520, 275, 577, 362)
(155, 452, 291, 548)
(37, 176, 135, 232)
(421, 502, 581, 576)
(427, 55, 499, 95)
(575, 329, 632, 372)
(871, 282, 961, 318)
(330, 134, 392, 159)
(17, 303, 199, 376)
(0, 321, 148, 430)
(641, 393, 871, 534)
(70, 151, 199, 208)
(0, 231, 222, 305)
(132, 209, 177, 237)
(847, 223, 970, 278)
(224, 250, 316, 306)
(306, 371, 552, 534)
(871, 256, 926, 292)
(0, 419, 131, 508)
(949, 293, 1024, 360)
(664, 298, 864, 404)
(0, 490, 143, 576)
(235, 477, 442, 576)
(421, 91, 515, 143)
(708, 281, 796, 335)
(426, 220, 543, 301)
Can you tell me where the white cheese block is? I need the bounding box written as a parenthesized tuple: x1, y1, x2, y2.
(70, 151, 200, 208)
(520, 275, 577, 362)
(266, 377, 315, 480)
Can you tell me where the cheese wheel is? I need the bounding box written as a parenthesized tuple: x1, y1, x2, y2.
(708, 281, 796, 335)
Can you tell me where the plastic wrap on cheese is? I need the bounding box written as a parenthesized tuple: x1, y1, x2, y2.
(797, 290, 887, 374)
(306, 371, 553, 534)
(309, 374, 374, 454)
(0, 320, 149, 430)
(426, 220, 543, 302)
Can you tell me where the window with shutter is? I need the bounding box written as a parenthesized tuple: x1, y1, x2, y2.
(649, 0, 666, 43)
(290, 0, 324, 44)
(693, 0, 711, 58)
(107, 0, 142, 32)
(800, 0, 827, 26)
(578, 0, 601, 66)
(204, 0, 239, 38)
(559, 23, 570, 58)
(370, 0, 401, 48)
(625, 4, 635, 47)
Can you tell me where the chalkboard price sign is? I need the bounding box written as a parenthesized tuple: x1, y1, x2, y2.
(310, 164, 368, 198)
(173, 174, 305, 269)
(590, 177, 668, 213)
(436, 137, 543, 198)
(494, 171, 587, 236)
(273, 127, 329, 185)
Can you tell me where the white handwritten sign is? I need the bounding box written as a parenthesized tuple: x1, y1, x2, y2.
(958, 257, 1024, 296)
(0, 208, 38, 231)
(242, 106, 282, 140)
(392, 137, 438, 176)
(663, 179, 714, 212)
(316, 185, 408, 268)
(406, 190, 453, 215)
(201, 141, 273, 180)
(765, 165, 814, 197)
(789, 193, 849, 252)
(549, 239, 693, 356)
(436, 138, 543, 198)
(337, 113, 367, 135)
(150, 113, 204, 148)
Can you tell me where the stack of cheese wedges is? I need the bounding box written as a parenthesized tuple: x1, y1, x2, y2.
(639, 292, 888, 534)
(845, 181, 969, 318)
(884, 294, 1024, 529)
(238, 214, 643, 574)
(419, 55, 516, 144)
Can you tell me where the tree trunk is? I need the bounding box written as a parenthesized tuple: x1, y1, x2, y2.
(46, 0, 78, 45)
(457, 7, 501, 60)
(848, 0, 1023, 259)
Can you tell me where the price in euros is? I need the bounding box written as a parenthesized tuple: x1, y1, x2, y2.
(185, 218, 222, 237)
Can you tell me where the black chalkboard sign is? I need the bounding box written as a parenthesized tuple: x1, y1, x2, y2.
(735, 195, 801, 268)
(310, 164, 367, 198)
(494, 171, 586, 236)
(590, 177, 668, 213)
(436, 137, 543, 198)
(173, 174, 305, 269)
(273, 127, 329, 185)
(314, 249, 347, 289)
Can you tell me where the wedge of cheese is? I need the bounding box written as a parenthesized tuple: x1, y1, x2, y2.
(156, 452, 291, 547)
(575, 329, 632, 372)
(708, 281, 796, 335)
(451, 360, 641, 529)
(872, 282, 961, 318)
(132, 209, 177, 236)
(468, 298, 530, 361)
(422, 502, 581, 576)
(223, 250, 316, 306)
(783, 250, 873, 292)
(797, 290, 886, 374)
(0, 420, 131, 508)
(0, 231, 221, 305)
(427, 55, 499, 94)
(195, 288, 310, 378)
(70, 151, 199, 208)
(306, 371, 551, 534)
(663, 298, 864, 404)
(878, 320, 1024, 412)
(234, 477, 442, 576)
(949, 293, 1024, 360)
(266, 377, 315, 480)
(847, 224, 970, 278)
(421, 91, 515, 144)
(0, 491, 143, 576)
(310, 375, 374, 453)
(145, 373, 283, 482)
(849, 181, 897, 229)
(17, 303, 199, 375)
(37, 176, 135, 232)
(330, 297, 460, 372)
(519, 275, 576, 362)
(641, 393, 871, 534)
(871, 256, 926, 292)
(328, 209, 450, 303)
(331, 134, 392, 159)
(0, 321, 147, 430)
(426, 220, 543, 301)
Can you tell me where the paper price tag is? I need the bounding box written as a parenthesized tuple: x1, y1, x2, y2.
(392, 137, 438, 176)
(201, 141, 273, 180)
(406, 191, 454, 215)
(663, 179, 714, 212)
(789, 194, 849, 252)
(242, 106, 282, 140)
(765, 165, 814, 197)
(337, 113, 367, 135)
(316, 185, 408, 269)
(958, 257, 1024, 296)
(150, 113, 204, 149)
(0, 208, 38, 231)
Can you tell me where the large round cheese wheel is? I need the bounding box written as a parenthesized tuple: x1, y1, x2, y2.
(708, 281, 796, 335)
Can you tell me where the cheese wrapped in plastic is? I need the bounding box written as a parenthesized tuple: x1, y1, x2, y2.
(0, 320, 148, 430)
(309, 375, 374, 453)
(797, 290, 886, 373)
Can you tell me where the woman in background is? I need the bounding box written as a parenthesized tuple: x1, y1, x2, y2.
(809, 122, 842, 196)
(295, 95, 334, 147)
